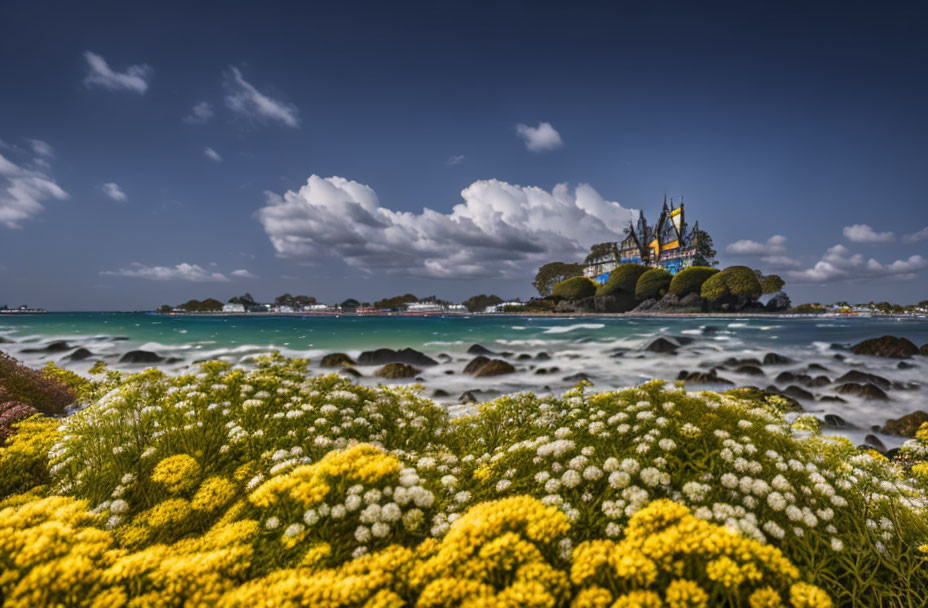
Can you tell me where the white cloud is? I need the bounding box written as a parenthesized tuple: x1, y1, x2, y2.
(102, 263, 229, 282)
(230, 269, 258, 279)
(204, 147, 222, 162)
(184, 101, 214, 124)
(725, 234, 787, 256)
(445, 154, 465, 166)
(102, 182, 127, 202)
(902, 226, 928, 244)
(516, 122, 563, 152)
(29, 139, 54, 159)
(761, 255, 802, 268)
(0, 152, 68, 229)
(83, 51, 152, 94)
(256, 175, 637, 279)
(787, 244, 928, 283)
(842, 223, 894, 243)
(223, 67, 299, 128)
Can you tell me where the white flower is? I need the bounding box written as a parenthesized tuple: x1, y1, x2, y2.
(345, 495, 362, 511)
(561, 470, 581, 488)
(355, 525, 371, 542)
(544, 478, 561, 493)
(110, 499, 129, 514)
(454, 491, 471, 504)
(496, 479, 512, 492)
(608, 471, 631, 490)
(582, 466, 603, 481)
(639, 467, 662, 487)
(830, 537, 844, 551)
(658, 438, 676, 451)
(331, 505, 347, 519)
(720, 473, 738, 489)
(284, 523, 304, 538)
(767, 492, 787, 511)
(371, 522, 391, 538)
(265, 516, 280, 530)
(381, 502, 402, 522)
(620, 459, 640, 475)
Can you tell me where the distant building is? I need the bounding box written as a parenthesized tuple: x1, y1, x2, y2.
(405, 302, 444, 313)
(223, 303, 246, 313)
(485, 301, 524, 313)
(303, 303, 329, 312)
(271, 305, 295, 313)
(584, 195, 701, 285)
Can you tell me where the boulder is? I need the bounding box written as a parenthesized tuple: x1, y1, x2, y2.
(358, 348, 438, 367)
(864, 434, 887, 452)
(119, 350, 164, 364)
(807, 363, 830, 372)
(320, 353, 356, 367)
(463, 356, 491, 374)
(775, 371, 797, 384)
(823, 414, 850, 428)
(516, 354, 532, 361)
(22, 340, 72, 354)
(734, 365, 764, 376)
(467, 344, 496, 356)
(818, 395, 846, 403)
(534, 368, 549, 375)
(782, 385, 815, 401)
(644, 337, 678, 354)
(535, 352, 551, 361)
(474, 359, 516, 378)
(921, 344, 928, 356)
(800, 375, 831, 388)
(834, 370, 890, 389)
(898, 361, 916, 370)
(881, 410, 928, 437)
(65, 348, 94, 361)
(340, 367, 362, 378)
(432, 389, 450, 398)
(563, 373, 593, 383)
(678, 292, 707, 311)
(850, 336, 919, 359)
(677, 370, 733, 385)
(437, 353, 452, 362)
(374, 363, 421, 379)
(835, 383, 889, 400)
(459, 390, 482, 404)
(762, 352, 793, 366)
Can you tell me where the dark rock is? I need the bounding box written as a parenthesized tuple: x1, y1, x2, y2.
(724, 357, 762, 367)
(830, 343, 849, 351)
(864, 434, 887, 451)
(374, 363, 421, 379)
(463, 356, 491, 374)
(823, 414, 850, 428)
(674, 336, 696, 346)
(22, 340, 72, 354)
(677, 370, 733, 385)
(474, 359, 516, 377)
(898, 361, 916, 370)
(340, 367, 362, 378)
(818, 395, 846, 403)
(807, 363, 830, 372)
(678, 292, 708, 311)
(517, 354, 533, 361)
(801, 376, 831, 388)
(467, 344, 497, 356)
(535, 352, 551, 361)
(165, 357, 183, 364)
(881, 411, 928, 437)
(500, 352, 514, 358)
(921, 344, 928, 356)
(563, 373, 592, 383)
(835, 370, 890, 390)
(437, 353, 452, 362)
(358, 348, 438, 367)
(835, 383, 889, 400)
(119, 350, 164, 364)
(459, 390, 481, 404)
(432, 389, 450, 398)
(321, 353, 356, 367)
(645, 337, 679, 354)
(765, 292, 791, 311)
(444, 370, 455, 375)
(775, 371, 797, 383)
(65, 347, 94, 361)
(851, 336, 919, 359)
(833, 354, 846, 361)
(735, 365, 765, 376)
(534, 368, 549, 375)
(762, 352, 793, 366)
(111, 336, 130, 341)
(782, 385, 815, 401)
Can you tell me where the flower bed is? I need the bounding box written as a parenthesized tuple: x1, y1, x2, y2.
(1, 354, 927, 606)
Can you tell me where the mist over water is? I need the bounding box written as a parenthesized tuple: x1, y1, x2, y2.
(3, 313, 928, 448)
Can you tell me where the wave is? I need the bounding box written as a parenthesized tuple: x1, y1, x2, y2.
(541, 323, 605, 334)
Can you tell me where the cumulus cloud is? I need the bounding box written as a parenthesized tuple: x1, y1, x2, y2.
(223, 67, 299, 127)
(842, 223, 894, 243)
(204, 147, 222, 162)
(725, 235, 787, 256)
(230, 269, 258, 279)
(102, 182, 127, 202)
(184, 101, 214, 124)
(102, 263, 230, 282)
(902, 226, 928, 244)
(83, 51, 152, 94)
(0, 152, 68, 229)
(256, 175, 637, 279)
(787, 244, 928, 283)
(445, 154, 465, 166)
(516, 122, 563, 152)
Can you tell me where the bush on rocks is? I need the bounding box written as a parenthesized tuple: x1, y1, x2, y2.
(595, 263, 648, 297)
(634, 268, 673, 300)
(669, 266, 720, 297)
(701, 265, 762, 302)
(552, 276, 596, 299)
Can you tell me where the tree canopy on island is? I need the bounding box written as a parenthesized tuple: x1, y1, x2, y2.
(274, 294, 317, 308)
(462, 294, 503, 312)
(373, 294, 418, 311)
(533, 262, 584, 296)
(177, 298, 223, 312)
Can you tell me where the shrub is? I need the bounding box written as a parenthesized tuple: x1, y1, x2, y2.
(634, 268, 672, 300)
(761, 274, 786, 294)
(668, 266, 720, 297)
(595, 263, 648, 297)
(0, 352, 74, 416)
(552, 276, 596, 299)
(701, 265, 762, 301)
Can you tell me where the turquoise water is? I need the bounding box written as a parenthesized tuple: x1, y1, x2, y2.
(2, 312, 928, 447)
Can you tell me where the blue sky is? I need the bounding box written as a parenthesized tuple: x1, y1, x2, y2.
(1, 1, 927, 310)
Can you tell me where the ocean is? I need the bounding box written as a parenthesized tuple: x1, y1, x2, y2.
(2, 312, 928, 447)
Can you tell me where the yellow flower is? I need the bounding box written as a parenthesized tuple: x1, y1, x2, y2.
(571, 586, 613, 608)
(789, 582, 832, 608)
(612, 590, 663, 607)
(151, 454, 200, 494)
(749, 587, 784, 608)
(192, 476, 238, 512)
(665, 579, 708, 608)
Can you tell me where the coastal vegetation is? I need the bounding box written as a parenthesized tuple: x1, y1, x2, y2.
(633, 268, 672, 300)
(1, 354, 928, 606)
(668, 266, 720, 297)
(463, 294, 503, 312)
(552, 276, 597, 299)
(533, 262, 584, 296)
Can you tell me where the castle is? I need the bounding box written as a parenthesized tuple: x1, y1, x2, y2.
(583, 195, 701, 285)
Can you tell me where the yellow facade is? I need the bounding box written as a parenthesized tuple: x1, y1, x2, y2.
(661, 240, 679, 251)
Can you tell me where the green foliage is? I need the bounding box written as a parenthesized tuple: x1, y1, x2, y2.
(583, 242, 618, 264)
(634, 268, 672, 300)
(462, 294, 503, 312)
(551, 276, 596, 299)
(522, 299, 556, 312)
(0, 352, 74, 416)
(157, 304, 172, 313)
(700, 265, 762, 301)
(789, 303, 828, 314)
(668, 266, 719, 297)
(532, 262, 584, 296)
(692, 229, 718, 267)
(373, 293, 418, 311)
(228, 293, 256, 306)
(595, 263, 648, 297)
(178, 298, 223, 312)
(760, 274, 785, 294)
(274, 294, 317, 308)
(0, 415, 61, 498)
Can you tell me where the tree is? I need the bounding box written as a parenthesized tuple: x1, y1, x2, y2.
(229, 293, 256, 306)
(157, 304, 173, 313)
(532, 262, 584, 296)
(692, 229, 718, 267)
(552, 276, 596, 299)
(373, 294, 418, 311)
(760, 274, 785, 294)
(463, 294, 503, 312)
(584, 242, 618, 264)
(274, 293, 317, 308)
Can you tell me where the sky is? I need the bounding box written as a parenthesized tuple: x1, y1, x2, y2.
(1, 0, 927, 310)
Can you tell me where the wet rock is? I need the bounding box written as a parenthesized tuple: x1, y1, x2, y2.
(893, 381, 921, 391)
(22, 340, 72, 354)
(735, 365, 764, 376)
(65, 347, 94, 361)
(677, 370, 733, 385)
(467, 344, 497, 356)
(358, 348, 438, 367)
(645, 337, 679, 354)
(459, 390, 482, 404)
(823, 414, 850, 428)
(763, 353, 793, 366)
(850, 336, 919, 359)
(437, 353, 452, 362)
(782, 385, 815, 401)
(432, 389, 450, 398)
(535, 352, 551, 361)
(830, 343, 849, 351)
(534, 368, 549, 375)
(833, 354, 846, 361)
(724, 357, 762, 367)
(674, 336, 696, 346)
(463, 356, 491, 374)
(444, 370, 455, 375)
(864, 434, 887, 451)
(835, 383, 889, 400)
(500, 352, 514, 358)
(835, 370, 890, 390)
(111, 336, 130, 341)
(807, 363, 831, 372)
(563, 373, 593, 383)
(818, 395, 846, 403)
(165, 357, 183, 364)
(340, 366, 362, 378)
(775, 371, 797, 383)
(898, 361, 916, 370)
(374, 363, 421, 379)
(517, 354, 533, 361)
(119, 350, 164, 364)
(474, 359, 516, 378)
(921, 344, 928, 356)
(321, 353, 356, 367)
(881, 411, 928, 437)
(801, 375, 831, 388)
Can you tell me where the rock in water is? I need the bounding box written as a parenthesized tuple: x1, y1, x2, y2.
(374, 363, 421, 379)
(835, 370, 890, 390)
(734, 365, 764, 376)
(321, 353, 356, 367)
(340, 367, 362, 378)
(881, 411, 928, 436)
(835, 383, 889, 400)
(762, 352, 793, 365)
(645, 337, 678, 354)
(782, 385, 815, 401)
(358, 348, 438, 367)
(823, 414, 850, 428)
(535, 352, 551, 360)
(467, 344, 496, 356)
(432, 389, 450, 398)
(22, 340, 72, 354)
(562, 373, 592, 383)
(463, 356, 491, 374)
(864, 434, 887, 451)
(850, 336, 919, 359)
(677, 370, 733, 385)
(65, 348, 94, 361)
(474, 359, 516, 377)
(119, 350, 164, 364)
